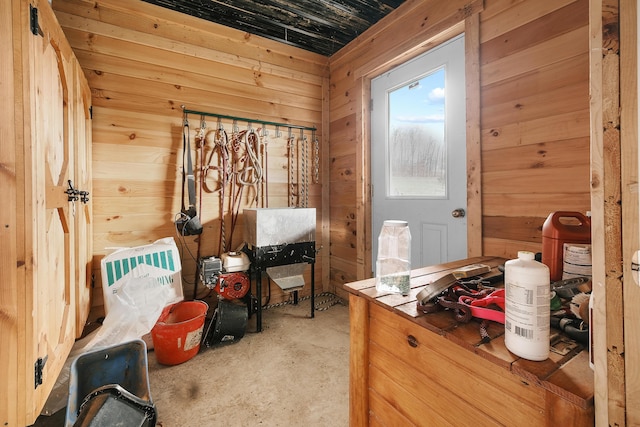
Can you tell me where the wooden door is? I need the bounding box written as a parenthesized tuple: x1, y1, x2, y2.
(73, 64, 93, 336)
(371, 34, 467, 269)
(29, 0, 78, 420)
(0, 0, 92, 424)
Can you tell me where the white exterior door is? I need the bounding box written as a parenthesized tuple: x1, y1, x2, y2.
(371, 34, 467, 270)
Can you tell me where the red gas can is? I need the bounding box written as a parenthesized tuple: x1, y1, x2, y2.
(542, 211, 591, 282)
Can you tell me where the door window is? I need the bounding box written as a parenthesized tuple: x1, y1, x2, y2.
(387, 68, 446, 198)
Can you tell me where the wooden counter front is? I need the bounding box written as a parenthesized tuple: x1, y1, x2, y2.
(343, 256, 594, 426)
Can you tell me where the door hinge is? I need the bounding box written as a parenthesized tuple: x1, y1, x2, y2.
(370, 99, 374, 111)
(34, 355, 48, 389)
(29, 5, 41, 36)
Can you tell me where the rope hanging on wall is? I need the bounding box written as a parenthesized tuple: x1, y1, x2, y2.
(182, 106, 318, 207)
(179, 106, 319, 248)
(178, 106, 319, 299)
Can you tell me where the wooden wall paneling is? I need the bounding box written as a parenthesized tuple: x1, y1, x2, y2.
(355, 76, 370, 279)
(466, 13, 482, 257)
(482, 138, 590, 172)
(479, 0, 590, 260)
(339, 1, 482, 78)
(481, 81, 590, 129)
(483, 215, 545, 243)
(320, 76, 331, 294)
(600, 0, 626, 422)
(480, 0, 580, 43)
(481, 55, 589, 108)
(482, 237, 542, 258)
(330, 260, 358, 301)
(621, 0, 640, 423)
(482, 166, 590, 194)
(330, 153, 358, 182)
(79, 69, 323, 116)
(482, 109, 590, 152)
(481, 1, 588, 63)
(482, 193, 592, 218)
(54, 0, 329, 310)
(54, 13, 325, 92)
(482, 29, 588, 87)
(53, 0, 327, 73)
(589, 0, 623, 424)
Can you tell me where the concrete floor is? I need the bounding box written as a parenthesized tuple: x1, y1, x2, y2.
(31, 298, 350, 426)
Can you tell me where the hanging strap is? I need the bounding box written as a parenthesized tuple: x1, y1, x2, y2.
(182, 121, 197, 212)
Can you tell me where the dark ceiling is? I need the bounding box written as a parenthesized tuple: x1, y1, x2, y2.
(142, 0, 406, 56)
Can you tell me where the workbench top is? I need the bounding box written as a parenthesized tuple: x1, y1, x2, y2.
(343, 256, 594, 426)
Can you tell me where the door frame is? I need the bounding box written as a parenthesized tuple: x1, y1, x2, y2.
(360, 16, 482, 277)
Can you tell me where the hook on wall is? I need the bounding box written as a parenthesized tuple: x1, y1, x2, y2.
(181, 107, 316, 133)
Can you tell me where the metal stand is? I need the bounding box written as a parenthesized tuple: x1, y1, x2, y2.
(245, 242, 316, 332)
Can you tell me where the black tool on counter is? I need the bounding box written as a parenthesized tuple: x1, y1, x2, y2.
(551, 316, 588, 344)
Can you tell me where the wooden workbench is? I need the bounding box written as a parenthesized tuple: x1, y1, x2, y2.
(343, 256, 594, 426)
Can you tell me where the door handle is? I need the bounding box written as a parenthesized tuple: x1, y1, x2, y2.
(451, 208, 465, 218)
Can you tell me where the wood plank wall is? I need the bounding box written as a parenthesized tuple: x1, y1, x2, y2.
(619, 0, 639, 423)
(328, 0, 591, 291)
(52, 0, 330, 314)
(480, 0, 591, 256)
(590, 0, 640, 423)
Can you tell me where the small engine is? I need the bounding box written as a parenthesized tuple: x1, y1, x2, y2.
(200, 255, 250, 300)
(215, 271, 250, 300)
(200, 256, 223, 287)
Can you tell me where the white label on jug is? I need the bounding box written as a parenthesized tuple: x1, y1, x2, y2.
(562, 243, 592, 279)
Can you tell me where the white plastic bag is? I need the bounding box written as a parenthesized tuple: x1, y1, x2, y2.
(87, 237, 184, 350)
(43, 238, 184, 415)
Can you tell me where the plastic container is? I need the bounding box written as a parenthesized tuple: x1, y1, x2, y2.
(73, 384, 157, 427)
(151, 300, 208, 365)
(220, 251, 250, 272)
(504, 251, 550, 361)
(204, 299, 248, 346)
(65, 339, 152, 427)
(376, 220, 411, 295)
(542, 211, 591, 281)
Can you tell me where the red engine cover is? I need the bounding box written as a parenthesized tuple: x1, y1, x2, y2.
(214, 272, 250, 300)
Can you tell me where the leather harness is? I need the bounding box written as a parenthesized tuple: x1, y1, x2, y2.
(416, 276, 505, 344)
(417, 280, 505, 323)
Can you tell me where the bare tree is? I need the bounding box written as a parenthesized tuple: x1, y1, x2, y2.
(390, 126, 444, 178)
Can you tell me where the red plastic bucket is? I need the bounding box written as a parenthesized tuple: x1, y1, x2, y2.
(151, 300, 208, 365)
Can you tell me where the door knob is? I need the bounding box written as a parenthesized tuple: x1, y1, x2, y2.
(451, 208, 465, 218)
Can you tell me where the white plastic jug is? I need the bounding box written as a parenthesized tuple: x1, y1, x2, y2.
(504, 251, 550, 361)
